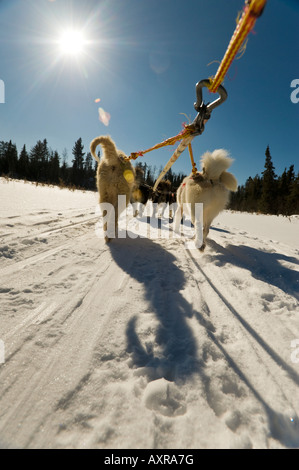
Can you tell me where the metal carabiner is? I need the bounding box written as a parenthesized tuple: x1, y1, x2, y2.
(194, 79, 228, 113)
(190, 79, 228, 135)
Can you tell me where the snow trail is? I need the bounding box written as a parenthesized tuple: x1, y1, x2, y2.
(0, 178, 298, 448)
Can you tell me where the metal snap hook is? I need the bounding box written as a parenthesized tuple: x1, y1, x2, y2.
(194, 79, 228, 114)
(190, 79, 228, 135)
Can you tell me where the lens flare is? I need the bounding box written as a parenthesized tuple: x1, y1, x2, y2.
(123, 170, 134, 184)
(98, 107, 111, 126)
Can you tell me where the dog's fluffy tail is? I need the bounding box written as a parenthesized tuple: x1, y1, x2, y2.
(201, 149, 238, 191)
(90, 135, 119, 163)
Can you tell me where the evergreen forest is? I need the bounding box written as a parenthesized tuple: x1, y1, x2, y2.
(1, 138, 298, 215)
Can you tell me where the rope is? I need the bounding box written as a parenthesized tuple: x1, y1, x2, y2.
(127, 125, 195, 161)
(127, 0, 267, 187)
(188, 143, 198, 175)
(153, 135, 194, 192)
(208, 0, 267, 93)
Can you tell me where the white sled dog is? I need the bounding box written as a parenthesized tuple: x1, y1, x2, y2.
(174, 149, 237, 251)
(90, 135, 135, 242)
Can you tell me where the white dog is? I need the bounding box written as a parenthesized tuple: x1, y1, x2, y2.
(90, 135, 135, 242)
(174, 149, 237, 250)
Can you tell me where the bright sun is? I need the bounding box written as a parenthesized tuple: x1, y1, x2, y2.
(58, 30, 86, 56)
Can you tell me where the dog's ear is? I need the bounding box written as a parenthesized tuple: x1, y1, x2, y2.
(220, 171, 238, 192)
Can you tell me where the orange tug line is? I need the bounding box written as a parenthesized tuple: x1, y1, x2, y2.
(127, 0, 267, 184)
(209, 0, 267, 93)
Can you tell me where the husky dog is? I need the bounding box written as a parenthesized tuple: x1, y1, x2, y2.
(151, 179, 175, 218)
(90, 135, 135, 242)
(132, 173, 176, 218)
(174, 149, 237, 250)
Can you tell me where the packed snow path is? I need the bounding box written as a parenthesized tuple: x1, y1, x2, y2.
(0, 178, 298, 449)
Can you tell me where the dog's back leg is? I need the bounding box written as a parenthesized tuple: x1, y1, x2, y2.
(152, 203, 158, 218)
(100, 192, 118, 242)
(190, 203, 204, 250)
(160, 202, 167, 217)
(100, 203, 115, 242)
(201, 216, 213, 251)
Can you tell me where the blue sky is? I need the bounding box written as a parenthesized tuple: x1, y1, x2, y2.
(0, 0, 298, 185)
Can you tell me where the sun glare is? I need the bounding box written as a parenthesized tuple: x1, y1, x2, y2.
(58, 30, 86, 56)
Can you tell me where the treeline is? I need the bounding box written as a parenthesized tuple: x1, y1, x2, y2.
(134, 161, 186, 191)
(0, 137, 97, 190)
(2, 138, 297, 215)
(0, 137, 187, 192)
(229, 146, 299, 215)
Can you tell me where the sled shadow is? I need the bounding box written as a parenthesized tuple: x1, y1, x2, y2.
(109, 235, 207, 382)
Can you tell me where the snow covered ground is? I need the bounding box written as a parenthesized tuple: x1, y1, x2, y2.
(0, 177, 298, 449)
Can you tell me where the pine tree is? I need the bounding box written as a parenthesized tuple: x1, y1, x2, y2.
(18, 144, 29, 179)
(41, 138, 50, 180)
(287, 172, 299, 215)
(165, 167, 174, 185)
(0, 141, 9, 174)
(71, 138, 85, 186)
(243, 175, 262, 212)
(172, 172, 186, 190)
(30, 139, 48, 181)
(145, 164, 157, 187)
(49, 150, 60, 184)
(84, 151, 96, 189)
(277, 168, 288, 214)
(277, 165, 295, 215)
(5, 140, 18, 176)
(84, 152, 93, 175)
(59, 148, 69, 185)
(259, 146, 277, 214)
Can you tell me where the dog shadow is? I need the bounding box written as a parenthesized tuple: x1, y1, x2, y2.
(188, 243, 299, 447)
(207, 240, 299, 300)
(109, 235, 207, 383)
(109, 235, 299, 446)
